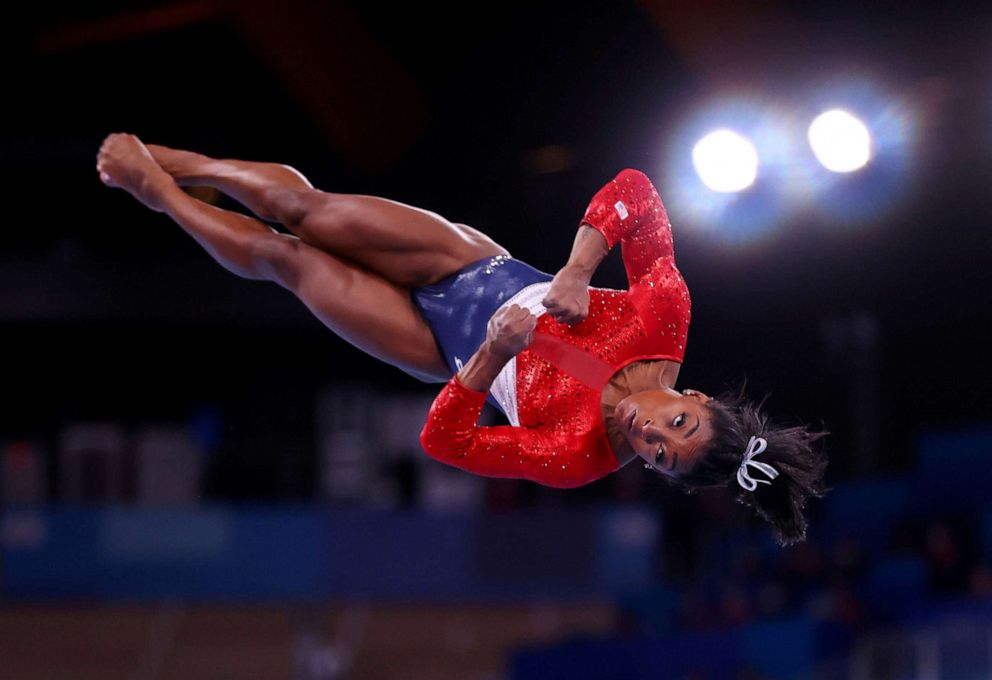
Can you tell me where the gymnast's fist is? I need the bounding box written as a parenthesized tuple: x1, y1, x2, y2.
(542, 269, 590, 325)
(485, 304, 537, 360)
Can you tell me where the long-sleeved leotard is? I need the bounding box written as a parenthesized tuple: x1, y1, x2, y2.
(419, 169, 691, 488)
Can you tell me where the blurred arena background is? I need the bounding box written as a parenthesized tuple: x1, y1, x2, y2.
(2, 1, 991, 678)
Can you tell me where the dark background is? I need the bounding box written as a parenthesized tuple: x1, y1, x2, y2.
(3, 3, 992, 679)
(4, 1, 989, 493)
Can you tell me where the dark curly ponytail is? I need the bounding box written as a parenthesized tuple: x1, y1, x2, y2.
(672, 387, 828, 545)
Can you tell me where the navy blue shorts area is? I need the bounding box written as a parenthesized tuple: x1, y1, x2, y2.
(411, 254, 552, 391)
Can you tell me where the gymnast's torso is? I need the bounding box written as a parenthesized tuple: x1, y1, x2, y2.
(417, 168, 691, 488)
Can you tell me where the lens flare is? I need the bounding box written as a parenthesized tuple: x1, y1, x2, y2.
(691, 130, 759, 193)
(808, 109, 871, 172)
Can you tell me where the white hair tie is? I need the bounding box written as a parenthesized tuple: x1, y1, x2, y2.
(736, 436, 778, 491)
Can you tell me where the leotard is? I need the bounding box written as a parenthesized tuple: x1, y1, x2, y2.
(419, 169, 691, 488)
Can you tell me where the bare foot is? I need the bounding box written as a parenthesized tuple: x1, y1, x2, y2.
(146, 144, 211, 185)
(97, 133, 177, 212)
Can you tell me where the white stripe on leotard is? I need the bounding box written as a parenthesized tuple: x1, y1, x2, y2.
(488, 281, 553, 426)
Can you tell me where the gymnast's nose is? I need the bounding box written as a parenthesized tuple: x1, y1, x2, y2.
(637, 419, 662, 442)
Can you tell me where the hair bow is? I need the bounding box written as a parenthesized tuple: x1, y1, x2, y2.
(736, 436, 778, 491)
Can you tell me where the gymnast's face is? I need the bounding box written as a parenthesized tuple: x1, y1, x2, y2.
(614, 388, 713, 478)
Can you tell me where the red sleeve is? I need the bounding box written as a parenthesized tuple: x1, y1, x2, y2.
(578, 168, 675, 286)
(419, 376, 613, 489)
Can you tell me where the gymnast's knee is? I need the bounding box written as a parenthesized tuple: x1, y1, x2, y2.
(263, 185, 319, 229)
(249, 233, 304, 286)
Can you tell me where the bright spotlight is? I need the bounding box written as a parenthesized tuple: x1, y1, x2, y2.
(691, 130, 759, 193)
(808, 109, 871, 172)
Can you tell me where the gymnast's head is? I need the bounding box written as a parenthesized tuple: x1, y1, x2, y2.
(614, 386, 827, 545)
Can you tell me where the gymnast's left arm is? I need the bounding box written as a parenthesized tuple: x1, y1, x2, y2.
(419, 306, 603, 488)
(418, 375, 601, 489)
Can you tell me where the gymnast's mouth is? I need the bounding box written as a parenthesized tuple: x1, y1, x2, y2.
(622, 406, 637, 432)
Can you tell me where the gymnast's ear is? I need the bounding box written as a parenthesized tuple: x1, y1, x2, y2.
(682, 389, 712, 403)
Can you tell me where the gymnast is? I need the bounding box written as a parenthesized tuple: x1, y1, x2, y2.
(96, 133, 826, 544)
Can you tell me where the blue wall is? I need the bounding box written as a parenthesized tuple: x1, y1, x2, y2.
(512, 618, 848, 680)
(0, 505, 660, 601)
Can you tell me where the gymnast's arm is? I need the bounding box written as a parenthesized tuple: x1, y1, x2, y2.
(542, 168, 674, 324)
(418, 371, 598, 489)
(541, 224, 608, 325)
(418, 306, 601, 488)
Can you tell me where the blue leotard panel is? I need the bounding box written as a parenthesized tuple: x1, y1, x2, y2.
(411, 255, 552, 410)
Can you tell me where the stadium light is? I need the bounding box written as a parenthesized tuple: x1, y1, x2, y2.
(691, 129, 760, 193)
(808, 109, 871, 173)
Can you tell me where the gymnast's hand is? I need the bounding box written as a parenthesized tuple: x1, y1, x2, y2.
(542, 269, 590, 325)
(485, 304, 537, 360)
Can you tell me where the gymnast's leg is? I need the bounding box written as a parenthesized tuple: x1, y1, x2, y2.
(97, 133, 450, 382)
(146, 144, 510, 288)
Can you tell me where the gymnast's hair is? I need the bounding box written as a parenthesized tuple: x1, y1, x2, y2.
(670, 385, 828, 546)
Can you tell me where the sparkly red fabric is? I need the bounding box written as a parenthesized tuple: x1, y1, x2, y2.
(420, 169, 691, 488)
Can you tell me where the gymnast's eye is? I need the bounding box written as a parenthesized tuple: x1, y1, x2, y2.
(673, 413, 686, 427)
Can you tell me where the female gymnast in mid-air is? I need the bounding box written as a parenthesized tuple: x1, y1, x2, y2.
(97, 133, 826, 544)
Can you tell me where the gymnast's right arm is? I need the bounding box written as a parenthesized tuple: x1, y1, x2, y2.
(542, 168, 675, 323)
(419, 306, 598, 488)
